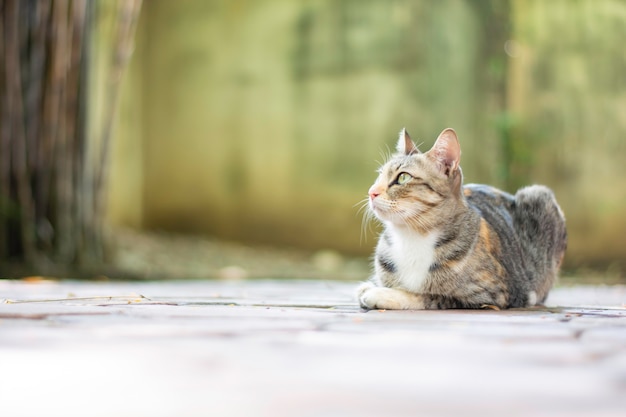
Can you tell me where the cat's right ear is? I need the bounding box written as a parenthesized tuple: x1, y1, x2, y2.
(396, 128, 419, 155)
(428, 128, 461, 177)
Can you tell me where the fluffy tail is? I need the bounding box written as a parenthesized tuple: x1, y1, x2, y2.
(514, 185, 567, 303)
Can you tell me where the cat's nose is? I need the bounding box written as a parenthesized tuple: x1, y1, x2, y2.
(369, 185, 381, 200)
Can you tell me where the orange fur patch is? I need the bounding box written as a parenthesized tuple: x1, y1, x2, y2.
(479, 218, 502, 256)
(479, 219, 491, 250)
(478, 219, 505, 278)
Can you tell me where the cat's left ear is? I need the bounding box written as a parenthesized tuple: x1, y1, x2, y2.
(396, 128, 419, 155)
(428, 128, 461, 177)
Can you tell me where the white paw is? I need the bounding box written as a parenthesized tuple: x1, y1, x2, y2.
(356, 281, 375, 300)
(357, 282, 423, 310)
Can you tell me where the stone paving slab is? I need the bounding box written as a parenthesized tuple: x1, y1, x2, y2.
(0, 279, 625, 417)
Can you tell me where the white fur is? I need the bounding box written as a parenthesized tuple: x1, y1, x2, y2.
(396, 128, 407, 153)
(388, 226, 439, 293)
(527, 291, 538, 307)
(357, 282, 425, 310)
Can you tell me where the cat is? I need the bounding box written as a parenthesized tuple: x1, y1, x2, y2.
(357, 128, 567, 310)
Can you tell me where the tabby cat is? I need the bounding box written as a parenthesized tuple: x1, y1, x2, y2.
(357, 128, 567, 310)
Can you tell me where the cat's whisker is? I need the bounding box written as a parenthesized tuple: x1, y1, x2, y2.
(396, 202, 433, 232)
(376, 145, 393, 166)
(354, 197, 370, 213)
(354, 196, 372, 239)
(360, 212, 375, 245)
(359, 204, 379, 245)
(410, 217, 433, 233)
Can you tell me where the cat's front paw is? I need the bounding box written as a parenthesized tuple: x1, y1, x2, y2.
(357, 282, 423, 310)
(356, 282, 377, 310)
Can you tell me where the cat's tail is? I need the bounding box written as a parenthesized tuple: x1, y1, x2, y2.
(513, 185, 567, 304)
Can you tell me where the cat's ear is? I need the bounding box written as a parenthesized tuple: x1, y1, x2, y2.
(396, 128, 419, 155)
(428, 128, 461, 177)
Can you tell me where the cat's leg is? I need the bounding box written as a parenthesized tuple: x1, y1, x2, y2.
(358, 282, 492, 310)
(357, 281, 426, 310)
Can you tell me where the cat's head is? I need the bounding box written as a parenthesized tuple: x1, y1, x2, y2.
(368, 128, 463, 231)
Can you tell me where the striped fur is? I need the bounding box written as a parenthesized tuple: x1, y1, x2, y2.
(358, 128, 567, 310)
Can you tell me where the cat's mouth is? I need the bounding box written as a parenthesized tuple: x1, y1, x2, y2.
(370, 197, 423, 228)
(369, 198, 399, 222)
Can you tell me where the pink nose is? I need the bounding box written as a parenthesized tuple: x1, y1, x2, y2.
(368, 186, 381, 200)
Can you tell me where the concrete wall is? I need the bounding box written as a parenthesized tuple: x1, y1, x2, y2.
(508, 0, 626, 268)
(108, 0, 626, 270)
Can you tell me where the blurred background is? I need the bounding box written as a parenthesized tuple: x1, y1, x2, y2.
(2, 0, 626, 281)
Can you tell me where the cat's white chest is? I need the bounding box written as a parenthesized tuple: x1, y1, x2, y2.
(390, 228, 439, 293)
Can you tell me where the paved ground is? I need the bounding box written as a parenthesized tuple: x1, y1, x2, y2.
(0, 279, 625, 417)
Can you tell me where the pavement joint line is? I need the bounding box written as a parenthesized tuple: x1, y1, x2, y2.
(1, 294, 150, 304)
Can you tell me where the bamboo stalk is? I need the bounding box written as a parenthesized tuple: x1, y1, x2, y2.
(5, 0, 38, 263)
(29, 1, 52, 252)
(95, 0, 144, 193)
(52, 0, 72, 262)
(76, 0, 94, 264)
(92, 0, 142, 261)
(40, 0, 65, 263)
(0, 0, 8, 258)
(66, 0, 87, 262)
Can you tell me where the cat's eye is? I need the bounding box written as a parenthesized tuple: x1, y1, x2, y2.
(396, 172, 413, 185)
